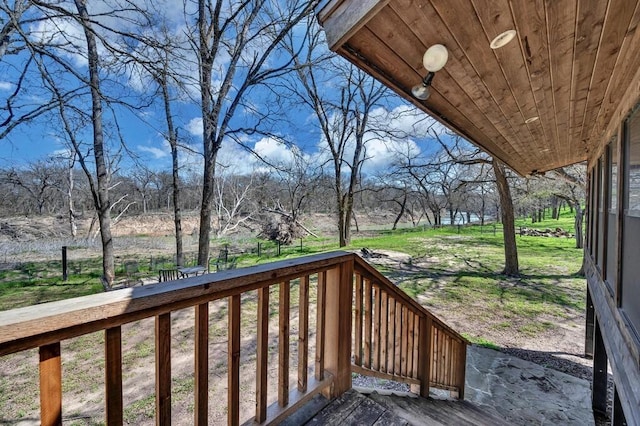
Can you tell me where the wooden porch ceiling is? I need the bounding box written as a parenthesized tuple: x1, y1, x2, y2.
(316, 0, 640, 175)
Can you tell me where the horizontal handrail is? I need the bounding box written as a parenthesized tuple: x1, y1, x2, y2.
(0, 251, 353, 356)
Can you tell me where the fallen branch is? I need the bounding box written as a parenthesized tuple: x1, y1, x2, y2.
(263, 207, 319, 238)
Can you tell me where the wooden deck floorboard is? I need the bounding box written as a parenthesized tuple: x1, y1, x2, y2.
(299, 389, 510, 426)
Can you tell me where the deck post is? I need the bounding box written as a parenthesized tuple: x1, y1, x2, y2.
(613, 385, 627, 426)
(592, 317, 608, 416)
(322, 259, 353, 398)
(455, 341, 467, 400)
(418, 316, 433, 398)
(585, 287, 595, 358)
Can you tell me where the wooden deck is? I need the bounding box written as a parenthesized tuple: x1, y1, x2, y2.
(282, 389, 511, 426)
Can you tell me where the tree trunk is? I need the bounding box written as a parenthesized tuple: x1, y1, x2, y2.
(75, 0, 114, 288)
(351, 210, 359, 233)
(198, 155, 215, 265)
(574, 202, 584, 249)
(337, 193, 347, 247)
(340, 192, 354, 247)
(493, 159, 519, 276)
(196, 0, 217, 267)
(67, 161, 77, 238)
(392, 194, 407, 230)
(158, 65, 184, 267)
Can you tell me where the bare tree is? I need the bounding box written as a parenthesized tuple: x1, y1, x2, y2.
(212, 166, 256, 238)
(193, 0, 317, 265)
(282, 23, 389, 246)
(1, 0, 174, 287)
(122, 12, 189, 266)
(395, 131, 520, 275)
(549, 165, 587, 249)
(492, 159, 519, 275)
(0, 159, 63, 214)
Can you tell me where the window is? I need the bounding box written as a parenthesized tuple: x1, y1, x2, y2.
(629, 114, 640, 217)
(611, 139, 618, 211)
(586, 168, 596, 258)
(590, 163, 600, 259)
(597, 156, 606, 271)
(621, 108, 640, 331)
(606, 138, 618, 290)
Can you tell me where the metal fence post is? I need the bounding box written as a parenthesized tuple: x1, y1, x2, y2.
(62, 246, 68, 281)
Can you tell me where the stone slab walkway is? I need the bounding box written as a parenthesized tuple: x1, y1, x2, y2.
(465, 345, 594, 425)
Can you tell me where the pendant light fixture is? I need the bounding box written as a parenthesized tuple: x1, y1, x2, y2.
(412, 44, 449, 101)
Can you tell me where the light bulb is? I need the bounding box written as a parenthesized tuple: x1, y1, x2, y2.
(411, 83, 430, 100)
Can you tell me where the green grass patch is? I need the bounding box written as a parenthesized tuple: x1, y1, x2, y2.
(461, 334, 501, 350)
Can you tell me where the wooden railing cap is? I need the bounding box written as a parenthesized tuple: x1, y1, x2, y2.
(0, 251, 354, 355)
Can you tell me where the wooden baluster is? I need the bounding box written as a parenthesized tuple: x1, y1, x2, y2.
(418, 316, 433, 398)
(40, 343, 62, 426)
(279, 281, 290, 406)
(315, 271, 326, 381)
(256, 287, 269, 423)
(412, 315, 420, 379)
(388, 297, 395, 375)
(380, 291, 388, 373)
(372, 285, 381, 371)
(156, 313, 171, 425)
(456, 341, 467, 399)
(450, 338, 457, 391)
(298, 276, 309, 393)
(438, 328, 445, 386)
(401, 306, 408, 376)
(450, 337, 456, 389)
(440, 332, 446, 386)
(354, 273, 363, 366)
(195, 303, 209, 426)
(394, 301, 402, 375)
(405, 311, 413, 378)
(228, 295, 241, 426)
(105, 327, 123, 426)
(433, 327, 440, 386)
(363, 279, 372, 369)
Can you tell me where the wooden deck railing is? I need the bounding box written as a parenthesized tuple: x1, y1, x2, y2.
(0, 251, 467, 425)
(352, 256, 468, 398)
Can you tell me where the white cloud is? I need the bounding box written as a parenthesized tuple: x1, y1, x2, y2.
(370, 104, 444, 138)
(216, 142, 257, 175)
(0, 82, 12, 91)
(186, 118, 203, 136)
(362, 138, 421, 175)
(253, 137, 295, 164)
(30, 17, 89, 68)
(138, 144, 169, 159)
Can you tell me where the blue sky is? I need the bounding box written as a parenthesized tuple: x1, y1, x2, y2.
(0, 1, 447, 177)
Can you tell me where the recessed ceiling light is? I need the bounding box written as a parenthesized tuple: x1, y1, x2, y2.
(490, 30, 517, 49)
(525, 116, 539, 124)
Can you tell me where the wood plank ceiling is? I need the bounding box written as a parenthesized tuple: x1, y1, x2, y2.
(317, 0, 640, 175)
